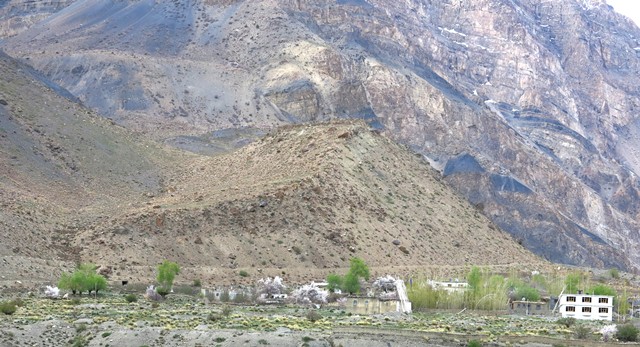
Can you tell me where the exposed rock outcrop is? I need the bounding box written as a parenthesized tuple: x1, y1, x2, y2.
(1, 0, 639, 270)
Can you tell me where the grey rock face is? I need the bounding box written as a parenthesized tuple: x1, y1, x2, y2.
(1, 0, 640, 270)
(0, 0, 75, 38)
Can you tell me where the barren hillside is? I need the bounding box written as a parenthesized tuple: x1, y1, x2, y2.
(1, 0, 638, 271)
(76, 121, 543, 285)
(0, 51, 543, 288)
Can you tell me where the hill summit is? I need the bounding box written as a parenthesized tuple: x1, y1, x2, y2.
(71, 120, 543, 285)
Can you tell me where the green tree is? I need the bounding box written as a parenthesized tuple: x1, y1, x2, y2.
(157, 260, 180, 294)
(342, 272, 360, 294)
(58, 263, 108, 295)
(467, 266, 482, 290)
(515, 285, 540, 301)
(589, 284, 616, 297)
(564, 273, 583, 294)
(348, 257, 370, 281)
(86, 273, 108, 294)
(617, 290, 630, 319)
(326, 274, 343, 292)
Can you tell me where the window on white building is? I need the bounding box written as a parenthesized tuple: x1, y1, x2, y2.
(599, 298, 609, 304)
(599, 307, 609, 313)
(582, 297, 592, 303)
(566, 306, 576, 312)
(582, 307, 592, 313)
(567, 296, 576, 302)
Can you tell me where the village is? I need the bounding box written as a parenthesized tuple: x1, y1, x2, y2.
(2, 260, 640, 346)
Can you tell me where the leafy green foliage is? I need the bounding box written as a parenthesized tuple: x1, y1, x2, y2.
(515, 285, 540, 302)
(342, 273, 360, 294)
(325, 258, 370, 294)
(326, 274, 342, 292)
(616, 324, 639, 342)
(0, 301, 17, 315)
(238, 270, 249, 277)
(410, 271, 508, 311)
(467, 266, 482, 290)
(348, 257, 370, 281)
(617, 290, 630, 316)
(573, 325, 591, 339)
(124, 294, 138, 303)
(589, 284, 616, 297)
(467, 340, 483, 347)
(58, 263, 107, 295)
(556, 317, 576, 328)
(564, 273, 583, 294)
(157, 260, 180, 293)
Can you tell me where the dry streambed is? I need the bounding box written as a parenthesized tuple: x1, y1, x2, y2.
(0, 295, 623, 347)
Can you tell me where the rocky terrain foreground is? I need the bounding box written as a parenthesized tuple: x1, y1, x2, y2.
(1, 0, 639, 271)
(0, 295, 627, 347)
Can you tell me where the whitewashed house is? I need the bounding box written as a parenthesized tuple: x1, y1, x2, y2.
(427, 279, 469, 293)
(559, 293, 613, 321)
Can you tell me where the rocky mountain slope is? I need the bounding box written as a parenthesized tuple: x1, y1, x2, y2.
(0, 52, 542, 288)
(1, 0, 639, 271)
(0, 51, 178, 286)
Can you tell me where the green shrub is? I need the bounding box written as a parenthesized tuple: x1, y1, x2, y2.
(215, 337, 226, 342)
(75, 324, 87, 333)
(101, 332, 111, 338)
(192, 279, 202, 287)
(326, 274, 342, 293)
(467, 340, 482, 347)
(609, 268, 620, 279)
(306, 310, 322, 322)
(70, 335, 86, 347)
(221, 305, 233, 317)
(207, 313, 222, 322)
(239, 270, 249, 277)
(573, 325, 591, 339)
(258, 339, 269, 345)
(556, 317, 576, 328)
(0, 301, 17, 315)
(616, 324, 639, 342)
(124, 294, 138, 303)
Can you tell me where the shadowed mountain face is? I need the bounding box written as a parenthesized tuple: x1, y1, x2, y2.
(1, 0, 639, 271)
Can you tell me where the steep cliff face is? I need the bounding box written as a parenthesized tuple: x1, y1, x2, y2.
(1, 0, 639, 270)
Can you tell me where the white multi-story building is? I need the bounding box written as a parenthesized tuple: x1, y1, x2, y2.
(559, 293, 613, 321)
